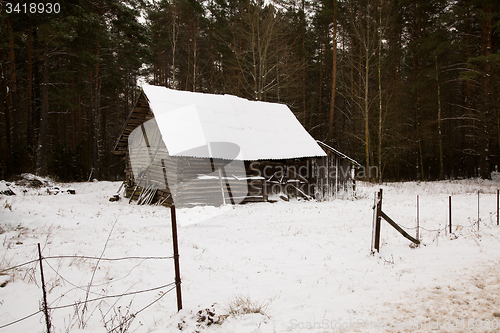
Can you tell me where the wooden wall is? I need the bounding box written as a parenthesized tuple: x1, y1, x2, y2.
(115, 92, 357, 206)
(314, 152, 356, 200)
(123, 153, 356, 206)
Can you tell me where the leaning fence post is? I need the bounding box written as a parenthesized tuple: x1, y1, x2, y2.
(38, 243, 51, 333)
(170, 206, 183, 311)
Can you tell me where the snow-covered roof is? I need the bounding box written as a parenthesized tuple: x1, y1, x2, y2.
(142, 84, 327, 160)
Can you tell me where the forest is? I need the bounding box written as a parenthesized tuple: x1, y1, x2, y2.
(1, 0, 499, 182)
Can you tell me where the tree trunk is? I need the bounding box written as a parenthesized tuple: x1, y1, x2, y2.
(27, 21, 34, 150)
(7, 18, 19, 149)
(328, 0, 337, 143)
(171, 0, 178, 88)
(377, 5, 383, 184)
(78, 82, 82, 148)
(192, 18, 199, 92)
(364, 10, 370, 180)
(36, 41, 49, 176)
(1, 51, 12, 164)
(364, 50, 370, 180)
(91, 0, 104, 180)
(479, 4, 492, 178)
(302, 0, 307, 124)
(91, 58, 100, 180)
(318, 42, 323, 128)
(413, 12, 424, 181)
(464, 0, 474, 178)
(435, 53, 444, 180)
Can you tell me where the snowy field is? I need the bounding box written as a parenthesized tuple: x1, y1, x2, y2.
(2, 176, 500, 332)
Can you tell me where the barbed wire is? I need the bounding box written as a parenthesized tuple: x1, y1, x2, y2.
(0, 255, 174, 274)
(0, 310, 43, 330)
(373, 193, 500, 245)
(379, 208, 498, 234)
(45, 255, 175, 261)
(0, 253, 178, 330)
(48, 282, 176, 311)
(0, 259, 40, 273)
(108, 285, 177, 332)
(42, 256, 163, 305)
(394, 218, 493, 234)
(0, 279, 176, 330)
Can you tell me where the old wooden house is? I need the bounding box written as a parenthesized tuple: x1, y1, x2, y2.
(113, 85, 359, 206)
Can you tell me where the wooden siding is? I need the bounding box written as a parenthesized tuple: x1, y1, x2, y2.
(123, 152, 356, 207)
(114, 92, 154, 156)
(314, 153, 356, 200)
(114, 91, 358, 206)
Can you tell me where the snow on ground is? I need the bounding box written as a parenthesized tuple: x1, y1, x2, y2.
(1, 176, 500, 332)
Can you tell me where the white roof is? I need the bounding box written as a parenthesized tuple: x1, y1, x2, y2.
(142, 84, 326, 160)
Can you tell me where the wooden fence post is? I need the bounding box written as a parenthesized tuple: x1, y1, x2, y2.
(371, 192, 377, 254)
(478, 190, 480, 231)
(38, 243, 51, 333)
(416, 195, 420, 243)
(449, 196, 452, 234)
(170, 206, 183, 311)
(371, 189, 420, 252)
(374, 189, 383, 253)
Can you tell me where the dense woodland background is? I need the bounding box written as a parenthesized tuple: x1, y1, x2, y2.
(1, 0, 499, 182)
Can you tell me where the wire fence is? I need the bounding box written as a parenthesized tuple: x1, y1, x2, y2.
(371, 189, 500, 253)
(0, 245, 179, 332)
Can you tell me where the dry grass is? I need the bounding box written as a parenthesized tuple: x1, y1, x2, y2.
(226, 295, 269, 318)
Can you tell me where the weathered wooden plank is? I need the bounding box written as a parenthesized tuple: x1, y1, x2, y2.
(380, 211, 420, 245)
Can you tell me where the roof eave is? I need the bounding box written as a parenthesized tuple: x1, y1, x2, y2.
(316, 141, 361, 167)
